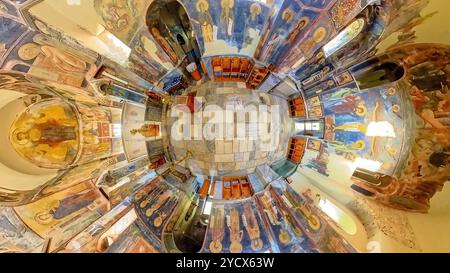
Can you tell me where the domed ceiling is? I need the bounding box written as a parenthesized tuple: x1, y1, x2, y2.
(0, 0, 449, 254)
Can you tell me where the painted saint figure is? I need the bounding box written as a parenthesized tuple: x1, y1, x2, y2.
(219, 0, 234, 40)
(137, 35, 174, 69)
(10, 102, 80, 168)
(243, 3, 262, 48)
(327, 95, 367, 116)
(196, 0, 214, 43)
(150, 27, 179, 65)
(101, 3, 130, 31)
(35, 189, 98, 224)
(260, 7, 295, 64)
(269, 16, 309, 65)
(14, 122, 76, 147)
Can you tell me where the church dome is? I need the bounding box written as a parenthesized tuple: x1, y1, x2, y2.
(9, 98, 80, 169)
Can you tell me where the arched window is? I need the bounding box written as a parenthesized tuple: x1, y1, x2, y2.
(294, 119, 325, 138)
(354, 62, 405, 90)
(323, 18, 366, 58)
(146, 0, 201, 65)
(318, 198, 357, 235)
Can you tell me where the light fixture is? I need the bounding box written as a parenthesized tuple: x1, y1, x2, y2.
(353, 158, 382, 172)
(202, 200, 213, 215)
(365, 121, 396, 138)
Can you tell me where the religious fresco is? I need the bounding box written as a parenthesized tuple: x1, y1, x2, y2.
(350, 44, 450, 212)
(9, 98, 80, 169)
(271, 158, 298, 178)
(201, 198, 273, 253)
(3, 0, 395, 91)
(98, 62, 155, 91)
(295, 55, 408, 179)
(148, 24, 180, 66)
(2, 85, 111, 185)
(134, 179, 181, 239)
(13, 182, 109, 252)
(145, 96, 164, 122)
(145, 1, 187, 65)
(256, 189, 317, 253)
(0, 0, 21, 20)
(0, 72, 53, 97)
(130, 28, 175, 71)
(61, 198, 134, 253)
(275, 0, 387, 75)
(255, 0, 319, 66)
(93, 0, 148, 45)
(164, 195, 191, 236)
(18, 9, 156, 91)
(183, 0, 271, 57)
(94, 0, 183, 85)
(39, 155, 124, 200)
(15, 0, 367, 85)
(0, 207, 44, 253)
(327, 5, 388, 67)
(42, 80, 100, 105)
(24, 41, 90, 88)
(270, 179, 357, 252)
(160, 68, 186, 94)
(258, 72, 282, 93)
(1, 31, 93, 88)
(126, 29, 174, 85)
(161, 166, 191, 186)
(99, 82, 147, 104)
(91, 180, 181, 253)
(108, 173, 156, 206)
(24, 11, 101, 63)
(292, 4, 388, 83)
(75, 102, 115, 165)
(277, 19, 334, 73)
(378, 0, 436, 49)
(321, 83, 405, 175)
(127, 54, 165, 84)
(329, 0, 364, 30)
(121, 101, 162, 161)
(1, 56, 100, 107)
(0, 15, 27, 62)
(93, 208, 139, 252)
(45, 172, 368, 253)
(293, 49, 335, 83)
(5, 0, 379, 90)
(270, 179, 324, 238)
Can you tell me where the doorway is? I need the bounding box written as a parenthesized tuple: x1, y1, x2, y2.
(146, 1, 201, 65)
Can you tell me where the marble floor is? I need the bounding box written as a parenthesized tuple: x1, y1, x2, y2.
(165, 81, 294, 177)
